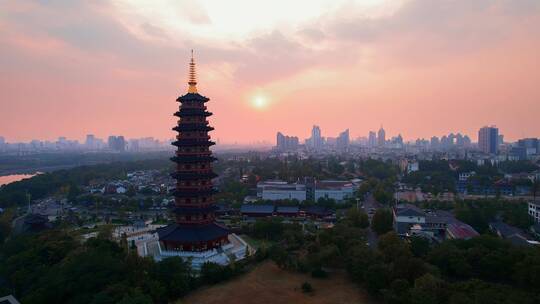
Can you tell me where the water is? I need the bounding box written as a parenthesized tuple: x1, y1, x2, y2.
(0, 173, 39, 186)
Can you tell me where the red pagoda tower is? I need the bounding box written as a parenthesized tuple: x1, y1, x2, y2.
(157, 51, 229, 252)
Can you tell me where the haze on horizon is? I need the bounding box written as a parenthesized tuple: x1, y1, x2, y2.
(1, 0, 539, 144)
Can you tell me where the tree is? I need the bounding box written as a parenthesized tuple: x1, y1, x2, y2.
(374, 185, 393, 205)
(378, 232, 412, 262)
(0, 208, 14, 243)
(117, 289, 153, 304)
(346, 208, 369, 228)
(410, 236, 430, 258)
(410, 274, 447, 304)
(364, 263, 392, 294)
(372, 209, 393, 235)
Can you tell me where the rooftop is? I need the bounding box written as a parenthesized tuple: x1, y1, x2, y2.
(489, 221, 525, 238)
(157, 223, 229, 243)
(240, 205, 275, 214)
(276, 206, 299, 213)
(315, 180, 354, 190)
(446, 222, 479, 240)
(394, 203, 425, 217)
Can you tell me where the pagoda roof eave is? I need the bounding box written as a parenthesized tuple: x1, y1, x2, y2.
(176, 92, 210, 102)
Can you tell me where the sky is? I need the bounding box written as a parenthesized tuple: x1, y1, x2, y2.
(1, 0, 540, 144)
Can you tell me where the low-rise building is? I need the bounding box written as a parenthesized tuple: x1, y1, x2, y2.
(394, 206, 479, 240)
(240, 205, 275, 218)
(257, 179, 357, 203)
(446, 222, 479, 240)
(528, 201, 540, 223)
(275, 206, 300, 217)
(257, 180, 306, 201)
(489, 221, 537, 246)
(393, 204, 426, 235)
(459, 171, 475, 182)
(314, 180, 355, 202)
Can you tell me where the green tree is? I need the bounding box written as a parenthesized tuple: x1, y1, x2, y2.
(410, 236, 430, 258)
(410, 274, 447, 304)
(345, 208, 369, 228)
(371, 209, 393, 235)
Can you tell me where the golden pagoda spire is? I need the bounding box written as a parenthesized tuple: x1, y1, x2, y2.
(188, 49, 197, 93)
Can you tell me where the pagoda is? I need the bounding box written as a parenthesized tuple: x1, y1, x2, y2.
(157, 51, 230, 252)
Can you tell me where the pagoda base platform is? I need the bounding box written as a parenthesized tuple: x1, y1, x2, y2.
(143, 233, 252, 270)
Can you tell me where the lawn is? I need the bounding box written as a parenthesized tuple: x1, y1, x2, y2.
(238, 234, 274, 249)
(180, 261, 376, 304)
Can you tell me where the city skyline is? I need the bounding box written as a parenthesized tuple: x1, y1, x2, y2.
(1, 1, 540, 143)
(0, 123, 526, 146)
(0, 124, 510, 146)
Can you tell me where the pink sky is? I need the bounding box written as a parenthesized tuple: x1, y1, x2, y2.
(1, 0, 540, 144)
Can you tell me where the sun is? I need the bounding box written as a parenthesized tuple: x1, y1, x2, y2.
(251, 95, 268, 110)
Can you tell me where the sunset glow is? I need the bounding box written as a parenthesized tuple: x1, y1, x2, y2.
(1, 1, 540, 144)
(251, 95, 268, 110)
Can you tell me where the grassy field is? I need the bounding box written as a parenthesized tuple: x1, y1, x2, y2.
(180, 261, 376, 304)
(238, 234, 274, 249)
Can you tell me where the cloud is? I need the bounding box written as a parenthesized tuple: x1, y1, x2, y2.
(0, 0, 539, 142)
(319, 0, 540, 65)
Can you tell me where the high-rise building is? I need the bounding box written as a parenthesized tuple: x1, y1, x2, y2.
(311, 125, 323, 150)
(108, 136, 126, 152)
(85, 134, 96, 149)
(157, 53, 230, 253)
(336, 129, 350, 150)
(276, 132, 299, 151)
(368, 131, 377, 147)
(463, 135, 471, 147)
(377, 126, 386, 147)
(518, 138, 539, 156)
(478, 126, 499, 154)
(128, 139, 140, 152)
(430, 136, 440, 149)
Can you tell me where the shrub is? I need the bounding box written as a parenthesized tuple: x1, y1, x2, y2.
(301, 282, 313, 293)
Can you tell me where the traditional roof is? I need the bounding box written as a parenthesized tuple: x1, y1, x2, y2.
(173, 124, 214, 132)
(240, 204, 275, 214)
(174, 109, 212, 117)
(176, 92, 209, 102)
(170, 155, 217, 163)
(157, 223, 229, 243)
(170, 171, 217, 180)
(276, 206, 299, 214)
(172, 188, 217, 198)
(172, 139, 216, 147)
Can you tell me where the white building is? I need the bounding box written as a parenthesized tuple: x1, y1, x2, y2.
(393, 204, 426, 235)
(528, 201, 540, 223)
(399, 159, 419, 174)
(143, 233, 251, 270)
(257, 180, 307, 201)
(314, 180, 355, 202)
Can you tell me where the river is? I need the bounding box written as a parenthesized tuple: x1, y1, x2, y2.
(0, 173, 39, 186)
